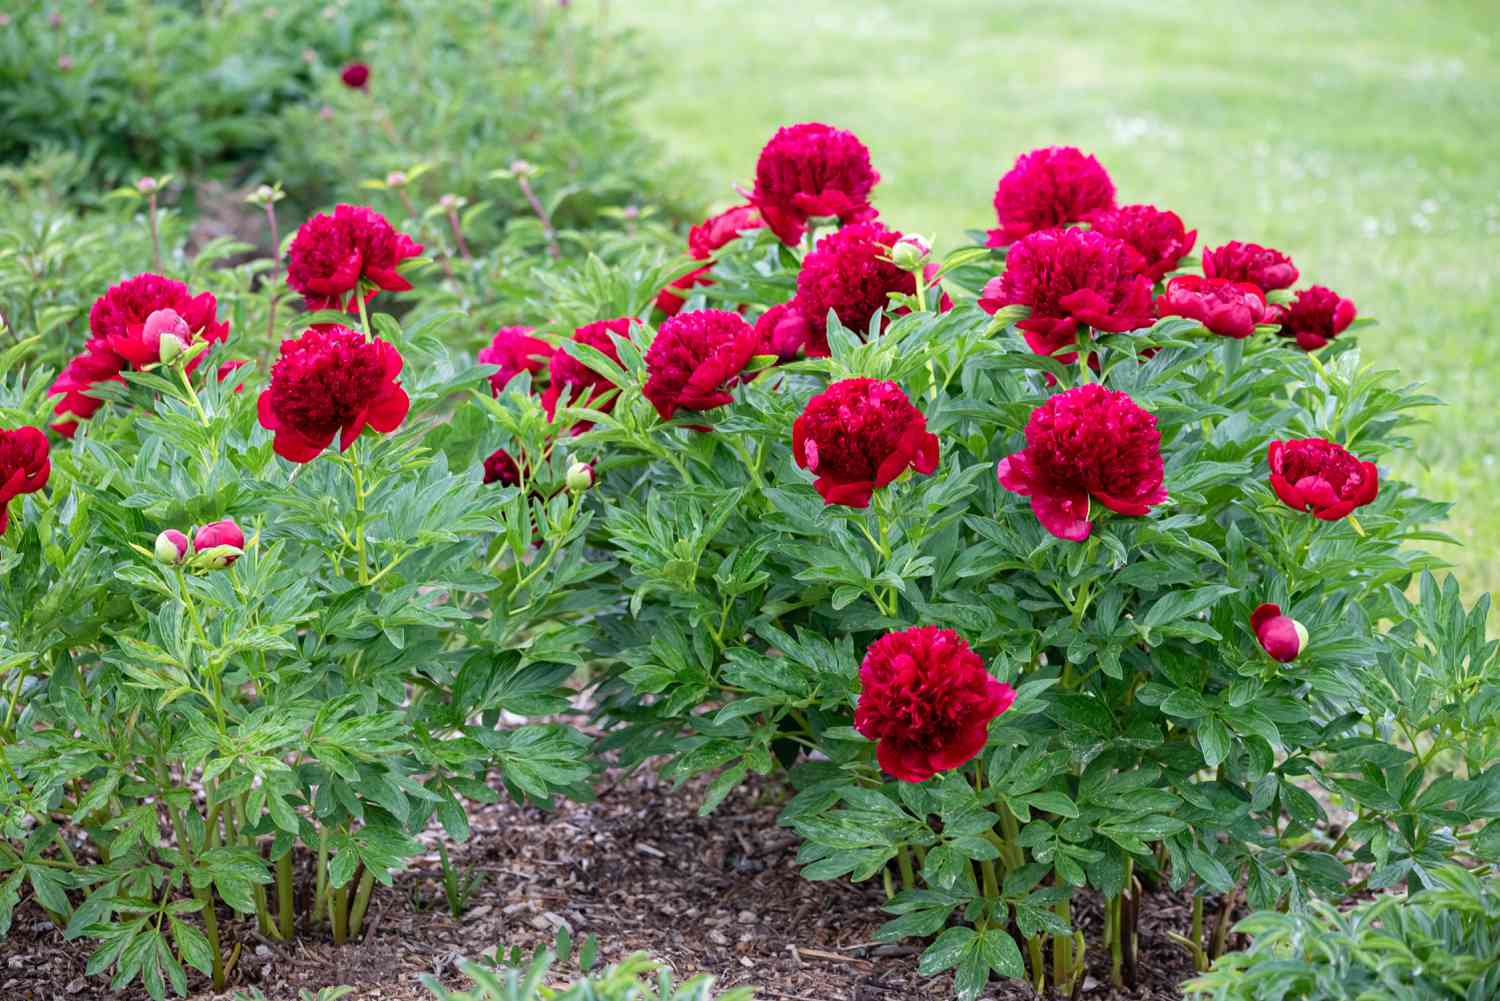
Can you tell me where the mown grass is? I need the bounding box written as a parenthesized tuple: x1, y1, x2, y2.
(597, 0, 1500, 599)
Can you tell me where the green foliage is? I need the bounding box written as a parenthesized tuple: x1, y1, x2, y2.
(1184, 864, 1500, 1001)
(423, 951, 753, 1001)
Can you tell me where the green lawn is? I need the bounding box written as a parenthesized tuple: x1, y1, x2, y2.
(596, 0, 1500, 599)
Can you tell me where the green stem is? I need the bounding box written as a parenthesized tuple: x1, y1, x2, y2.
(175, 361, 211, 427)
(331, 883, 349, 945)
(356, 287, 373, 341)
(349, 452, 369, 585)
(347, 867, 375, 939)
(198, 887, 226, 990)
(1108, 894, 1123, 988)
(276, 849, 294, 940)
(895, 846, 916, 891)
(1191, 892, 1206, 970)
(1053, 897, 1072, 991)
(312, 826, 328, 927)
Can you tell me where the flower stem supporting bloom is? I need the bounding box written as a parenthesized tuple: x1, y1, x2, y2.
(895, 845, 916, 891)
(147, 189, 162, 274)
(276, 849, 294, 940)
(356, 287, 373, 342)
(347, 866, 376, 939)
(175, 361, 211, 428)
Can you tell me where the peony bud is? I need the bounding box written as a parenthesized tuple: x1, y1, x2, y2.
(48, 11, 63, 28)
(1250, 603, 1307, 663)
(386, 170, 408, 188)
(301, 48, 318, 64)
(192, 519, 245, 569)
(136, 176, 158, 195)
(57, 54, 73, 71)
(509, 159, 533, 178)
(565, 461, 594, 493)
(439, 193, 460, 211)
(141, 308, 191, 364)
(155, 529, 190, 565)
(889, 234, 932, 272)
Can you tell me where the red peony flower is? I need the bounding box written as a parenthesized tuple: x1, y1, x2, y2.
(478, 326, 553, 395)
(285, 204, 423, 312)
(1084, 204, 1196, 282)
(482, 448, 523, 487)
(643, 309, 760, 420)
(257, 326, 410, 462)
(854, 626, 1016, 782)
(997, 384, 1167, 541)
(1156, 275, 1270, 338)
(986, 146, 1115, 247)
(794, 222, 934, 357)
(792, 378, 939, 508)
(754, 302, 810, 362)
(48, 344, 127, 438)
(88, 273, 230, 371)
(0, 426, 51, 535)
(750, 122, 880, 245)
(1266, 438, 1378, 521)
(655, 203, 766, 316)
(216, 359, 249, 393)
(1250, 603, 1308, 663)
(541, 317, 638, 427)
(978, 227, 1155, 360)
(1202, 241, 1299, 292)
(1277, 286, 1357, 351)
(340, 62, 370, 90)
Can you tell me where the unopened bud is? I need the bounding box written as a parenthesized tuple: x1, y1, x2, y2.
(142, 308, 191, 364)
(509, 159, 533, 178)
(136, 176, 158, 195)
(889, 234, 931, 272)
(48, 11, 63, 28)
(386, 170, 407, 188)
(1250, 603, 1307, 663)
(155, 529, 190, 565)
(57, 54, 73, 71)
(439, 193, 460, 211)
(622, 205, 640, 221)
(192, 519, 245, 569)
(319, 105, 334, 122)
(565, 461, 594, 494)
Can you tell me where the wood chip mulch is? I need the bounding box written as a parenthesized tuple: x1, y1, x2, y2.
(1, 769, 1212, 1000)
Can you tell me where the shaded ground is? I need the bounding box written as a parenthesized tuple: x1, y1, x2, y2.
(1, 769, 1214, 1000)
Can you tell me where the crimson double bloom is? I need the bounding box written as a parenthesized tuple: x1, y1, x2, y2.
(978, 227, 1154, 360)
(0, 426, 51, 535)
(1085, 203, 1196, 282)
(1156, 275, 1270, 338)
(1202, 240, 1298, 292)
(997, 384, 1167, 541)
(643, 310, 760, 421)
(483, 448, 523, 487)
(340, 62, 370, 90)
(854, 626, 1016, 783)
(478, 326, 553, 396)
(1277, 286, 1357, 351)
(1267, 438, 1378, 520)
(285, 204, 423, 312)
(655, 204, 764, 316)
(541, 317, 639, 428)
(257, 326, 410, 462)
(749, 122, 880, 245)
(986, 146, 1115, 247)
(754, 302, 810, 363)
(792, 378, 939, 509)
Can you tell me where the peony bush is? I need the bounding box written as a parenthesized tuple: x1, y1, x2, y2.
(3, 100, 1500, 1001)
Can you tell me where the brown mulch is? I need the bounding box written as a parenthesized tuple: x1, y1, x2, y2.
(0, 770, 1214, 1001)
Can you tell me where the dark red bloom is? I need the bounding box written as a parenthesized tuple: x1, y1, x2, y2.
(655, 204, 766, 315)
(854, 626, 1016, 783)
(0, 426, 51, 535)
(1202, 241, 1299, 292)
(257, 326, 410, 462)
(986, 146, 1115, 247)
(340, 62, 370, 90)
(482, 448, 522, 486)
(643, 310, 759, 421)
(478, 326, 553, 395)
(88, 273, 229, 371)
(979, 227, 1154, 360)
(285, 204, 423, 312)
(750, 122, 880, 245)
(1277, 286, 1357, 351)
(48, 346, 126, 437)
(792, 378, 939, 508)
(794, 223, 920, 357)
(1156, 275, 1269, 338)
(997, 384, 1167, 541)
(1250, 603, 1308, 663)
(1267, 438, 1378, 521)
(754, 302, 810, 362)
(1085, 204, 1196, 282)
(541, 317, 638, 427)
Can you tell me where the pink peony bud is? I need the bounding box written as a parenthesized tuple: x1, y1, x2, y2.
(192, 519, 245, 568)
(141, 308, 191, 364)
(386, 171, 408, 188)
(1250, 603, 1307, 663)
(57, 54, 73, 71)
(565, 461, 594, 493)
(889, 234, 932, 272)
(154, 529, 190, 565)
(136, 176, 158, 194)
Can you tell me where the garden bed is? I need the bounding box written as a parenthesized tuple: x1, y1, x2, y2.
(2, 767, 1206, 1001)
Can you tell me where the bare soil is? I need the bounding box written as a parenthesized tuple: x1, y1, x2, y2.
(0, 769, 1216, 1001)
